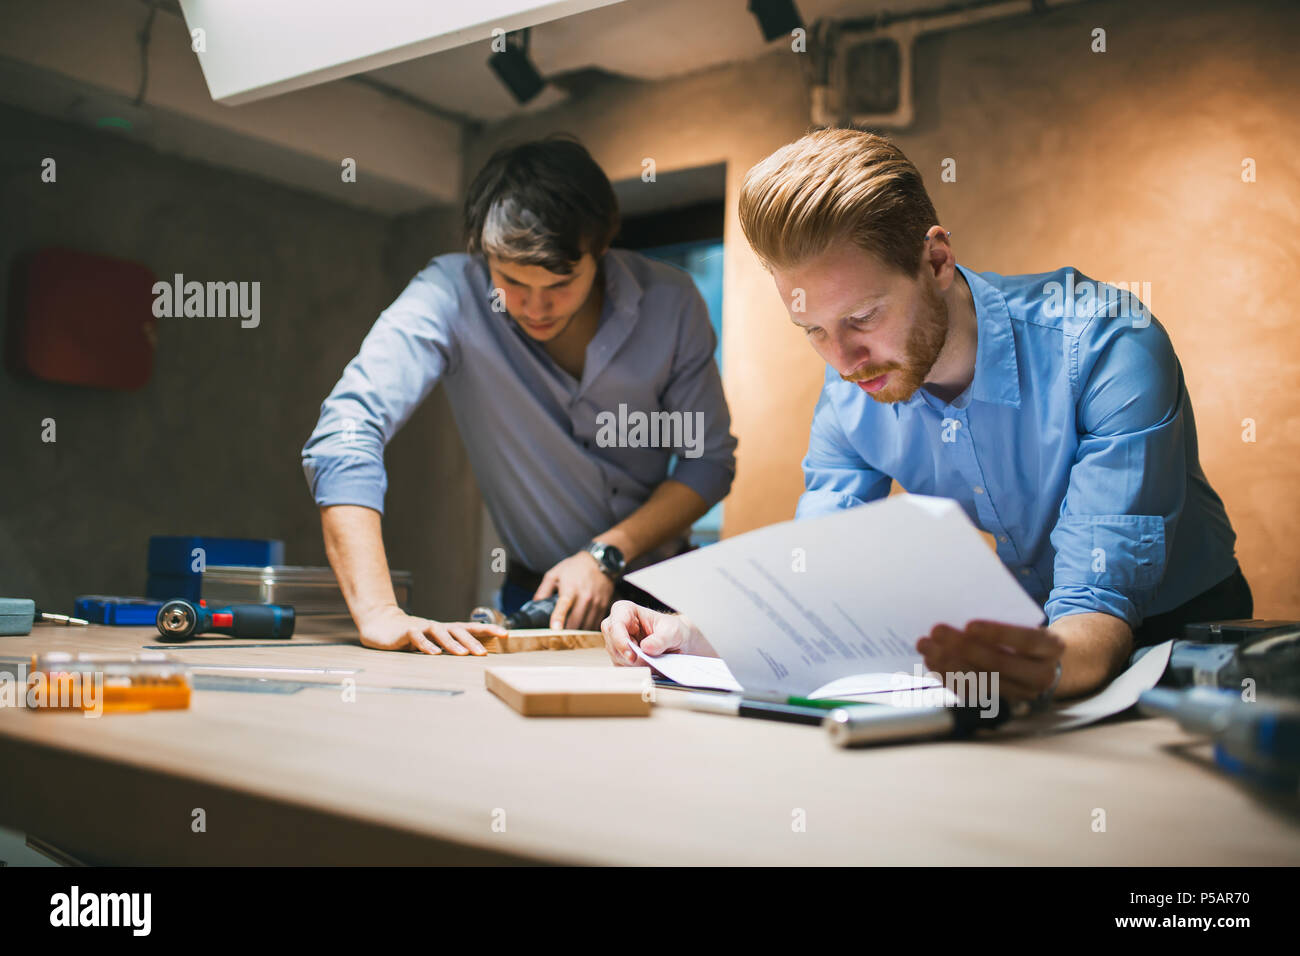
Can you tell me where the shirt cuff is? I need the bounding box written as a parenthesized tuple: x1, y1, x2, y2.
(1045, 585, 1141, 631)
(795, 489, 868, 520)
(303, 455, 388, 514)
(669, 456, 734, 508)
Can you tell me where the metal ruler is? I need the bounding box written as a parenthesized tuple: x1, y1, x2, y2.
(191, 674, 461, 696)
(141, 642, 355, 650)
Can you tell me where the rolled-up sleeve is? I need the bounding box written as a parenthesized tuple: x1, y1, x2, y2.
(301, 262, 461, 515)
(795, 380, 892, 520)
(661, 286, 737, 507)
(1045, 307, 1186, 628)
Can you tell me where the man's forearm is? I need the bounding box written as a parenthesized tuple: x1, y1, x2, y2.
(1050, 611, 1134, 699)
(320, 504, 401, 623)
(596, 479, 710, 563)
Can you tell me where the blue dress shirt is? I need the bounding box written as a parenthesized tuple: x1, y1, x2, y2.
(796, 263, 1239, 632)
(302, 249, 737, 573)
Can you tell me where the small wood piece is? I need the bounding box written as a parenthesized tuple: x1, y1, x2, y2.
(485, 666, 653, 717)
(479, 628, 605, 654)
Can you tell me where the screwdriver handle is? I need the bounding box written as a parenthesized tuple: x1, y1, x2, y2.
(0, 599, 88, 634)
(0, 598, 36, 636)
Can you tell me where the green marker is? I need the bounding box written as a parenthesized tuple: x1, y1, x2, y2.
(784, 695, 882, 711)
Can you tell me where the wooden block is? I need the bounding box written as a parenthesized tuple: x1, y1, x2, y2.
(479, 628, 605, 654)
(484, 666, 653, 717)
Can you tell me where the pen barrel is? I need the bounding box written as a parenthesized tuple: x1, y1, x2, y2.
(825, 705, 956, 747)
(738, 699, 829, 725)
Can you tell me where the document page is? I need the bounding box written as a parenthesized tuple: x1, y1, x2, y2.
(632, 642, 944, 699)
(626, 494, 1045, 698)
(1013, 640, 1174, 734)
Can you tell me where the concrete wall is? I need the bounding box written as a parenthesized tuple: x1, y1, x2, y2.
(464, 0, 1300, 618)
(0, 103, 479, 621)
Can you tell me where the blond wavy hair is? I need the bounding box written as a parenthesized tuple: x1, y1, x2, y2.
(739, 127, 939, 276)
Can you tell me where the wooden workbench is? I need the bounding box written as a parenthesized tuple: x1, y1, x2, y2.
(0, 624, 1297, 865)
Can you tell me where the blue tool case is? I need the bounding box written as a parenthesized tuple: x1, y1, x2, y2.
(145, 536, 284, 601)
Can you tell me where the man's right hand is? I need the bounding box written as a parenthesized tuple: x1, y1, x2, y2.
(356, 605, 505, 656)
(600, 600, 716, 666)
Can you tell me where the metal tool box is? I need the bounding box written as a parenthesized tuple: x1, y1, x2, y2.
(201, 566, 413, 633)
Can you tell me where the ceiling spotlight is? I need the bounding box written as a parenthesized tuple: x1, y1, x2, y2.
(748, 0, 804, 42)
(489, 27, 545, 104)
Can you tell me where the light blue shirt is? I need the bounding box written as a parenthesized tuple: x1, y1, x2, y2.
(302, 249, 737, 573)
(796, 263, 1239, 632)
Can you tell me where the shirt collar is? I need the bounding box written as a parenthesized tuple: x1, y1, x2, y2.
(599, 248, 644, 319)
(957, 263, 1021, 409)
(576, 249, 644, 389)
(896, 264, 1019, 411)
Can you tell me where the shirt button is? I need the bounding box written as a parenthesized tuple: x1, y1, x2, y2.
(998, 535, 1007, 543)
(973, 486, 984, 495)
(1020, 568, 1031, 576)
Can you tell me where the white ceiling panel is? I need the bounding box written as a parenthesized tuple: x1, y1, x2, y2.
(177, 0, 627, 105)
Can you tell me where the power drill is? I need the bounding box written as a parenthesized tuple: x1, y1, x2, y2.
(469, 596, 558, 630)
(155, 599, 295, 642)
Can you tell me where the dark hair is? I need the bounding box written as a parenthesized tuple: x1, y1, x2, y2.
(463, 135, 620, 275)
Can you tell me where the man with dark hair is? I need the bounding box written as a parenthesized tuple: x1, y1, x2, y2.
(302, 136, 737, 655)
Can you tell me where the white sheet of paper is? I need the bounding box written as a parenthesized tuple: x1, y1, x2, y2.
(806, 671, 951, 702)
(627, 494, 1045, 698)
(631, 642, 742, 692)
(1016, 639, 1174, 733)
(632, 641, 945, 699)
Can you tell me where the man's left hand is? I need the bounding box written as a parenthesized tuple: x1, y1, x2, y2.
(917, 619, 1065, 704)
(535, 552, 615, 630)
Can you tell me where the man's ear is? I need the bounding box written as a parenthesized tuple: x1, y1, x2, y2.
(921, 228, 955, 284)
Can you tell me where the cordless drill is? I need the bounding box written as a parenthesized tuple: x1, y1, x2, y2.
(155, 599, 295, 642)
(469, 596, 558, 630)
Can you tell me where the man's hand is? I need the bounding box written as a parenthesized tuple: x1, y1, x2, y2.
(917, 619, 1066, 704)
(600, 600, 717, 665)
(535, 551, 615, 630)
(357, 605, 504, 656)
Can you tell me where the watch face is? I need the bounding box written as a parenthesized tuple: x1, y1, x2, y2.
(604, 545, 625, 571)
(590, 542, 624, 575)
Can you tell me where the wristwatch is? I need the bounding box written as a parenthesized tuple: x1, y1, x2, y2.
(584, 540, 626, 581)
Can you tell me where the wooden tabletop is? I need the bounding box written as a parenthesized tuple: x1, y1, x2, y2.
(1, 624, 1297, 865)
